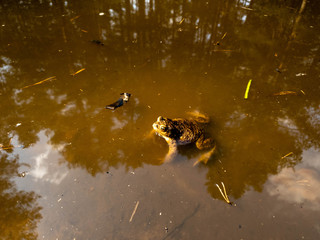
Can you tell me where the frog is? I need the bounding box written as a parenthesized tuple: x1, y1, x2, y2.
(152, 112, 216, 165)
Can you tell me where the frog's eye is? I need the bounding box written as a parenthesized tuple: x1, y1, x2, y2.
(160, 125, 166, 130)
(158, 116, 164, 122)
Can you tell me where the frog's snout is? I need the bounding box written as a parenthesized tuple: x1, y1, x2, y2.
(153, 122, 158, 130)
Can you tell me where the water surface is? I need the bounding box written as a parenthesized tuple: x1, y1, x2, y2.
(1, 0, 320, 239)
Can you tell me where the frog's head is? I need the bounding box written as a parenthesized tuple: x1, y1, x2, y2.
(152, 116, 173, 139)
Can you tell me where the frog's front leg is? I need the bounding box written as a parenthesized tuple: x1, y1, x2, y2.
(164, 140, 178, 163)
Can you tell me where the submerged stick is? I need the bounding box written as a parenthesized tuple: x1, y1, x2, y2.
(129, 201, 140, 222)
(273, 91, 297, 96)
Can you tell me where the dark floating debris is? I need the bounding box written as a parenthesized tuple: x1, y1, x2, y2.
(91, 40, 104, 46)
(18, 171, 27, 177)
(105, 93, 131, 110)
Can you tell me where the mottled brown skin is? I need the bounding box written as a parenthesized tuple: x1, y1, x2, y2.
(152, 113, 215, 163)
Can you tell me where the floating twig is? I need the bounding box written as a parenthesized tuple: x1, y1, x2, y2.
(213, 32, 228, 46)
(0, 143, 23, 150)
(129, 201, 140, 222)
(216, 182, 232, 204)
(0, 146, 13, 150)
(244, 79, 252, 99)
(71, 68, 86, 77)
(179, 18, 185, 25)
(70, 15, 80, 22)
(22, 76, 56, 89)
(212, 49, 235, 52)
(281, 152, 293, 159)
(240, 6, 254, 11)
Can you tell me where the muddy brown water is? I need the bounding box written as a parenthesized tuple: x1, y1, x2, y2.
(1, 0, 320, 239)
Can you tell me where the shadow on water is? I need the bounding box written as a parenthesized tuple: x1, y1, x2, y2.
(161, 204, 200, 240)
(0, 0, 320, 236)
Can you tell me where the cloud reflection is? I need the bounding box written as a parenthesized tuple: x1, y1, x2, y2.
(267, 149, 320, 210)
(110, 116, 128, 131)
(14, 131, 68, 185)
(30, 147, 50, 179)
(0, 56, 14, 83)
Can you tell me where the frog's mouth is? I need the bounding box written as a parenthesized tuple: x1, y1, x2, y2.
(153, 122, 158, 130)
(152, 122, 162, 136)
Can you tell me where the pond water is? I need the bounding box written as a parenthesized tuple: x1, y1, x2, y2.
(1, 0, 320, 239)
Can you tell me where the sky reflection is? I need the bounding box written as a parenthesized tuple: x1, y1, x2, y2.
(267, 148, 320, 211)
(13, 131, 68, 187)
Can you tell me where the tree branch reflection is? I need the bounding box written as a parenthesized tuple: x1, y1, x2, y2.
(0, 153, 42, 240)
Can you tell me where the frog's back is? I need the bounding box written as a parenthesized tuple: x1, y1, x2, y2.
(170, 118, 203, 145)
